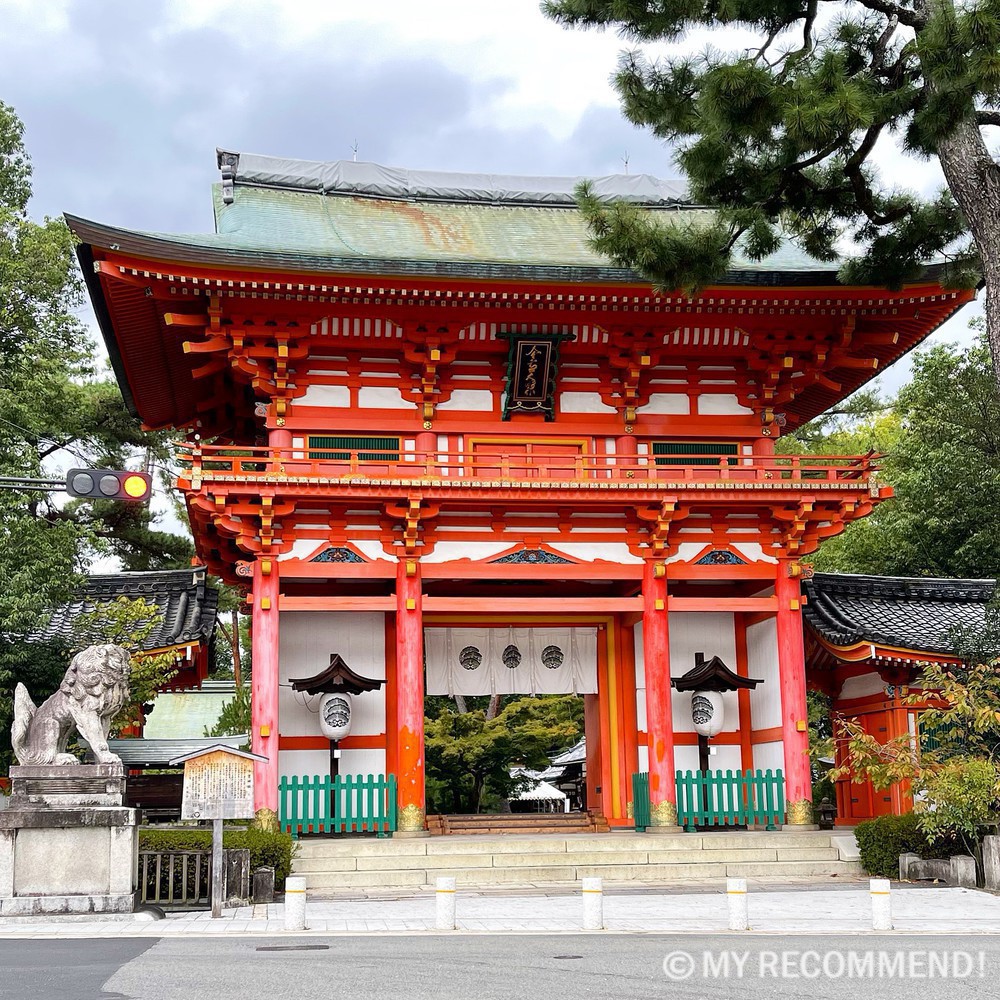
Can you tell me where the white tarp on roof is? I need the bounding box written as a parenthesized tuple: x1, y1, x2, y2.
(516, 779, 567, 802)
(221, 151, 689, 207)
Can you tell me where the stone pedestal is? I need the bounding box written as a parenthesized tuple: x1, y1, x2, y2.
(0, 764, 138, 915)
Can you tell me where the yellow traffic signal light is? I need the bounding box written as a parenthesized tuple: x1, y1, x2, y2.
(65, 468, 153, 503)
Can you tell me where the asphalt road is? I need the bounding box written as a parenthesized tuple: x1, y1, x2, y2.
(2, 934, 999, 1000)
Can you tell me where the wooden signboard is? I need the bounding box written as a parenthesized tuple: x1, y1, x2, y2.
(170, 745, 265, 917)
(180, 749, 255, 821)
(499, 332, 573, 420)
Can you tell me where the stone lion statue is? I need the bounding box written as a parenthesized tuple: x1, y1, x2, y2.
(11, 644, 131, 766)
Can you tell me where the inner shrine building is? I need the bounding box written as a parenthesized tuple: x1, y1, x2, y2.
(70, 153, 973, 832)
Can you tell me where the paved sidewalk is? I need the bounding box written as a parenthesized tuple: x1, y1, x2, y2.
(0, 884, 997, 937)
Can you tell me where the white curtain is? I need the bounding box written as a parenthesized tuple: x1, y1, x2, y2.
(424, 627, 599, 696)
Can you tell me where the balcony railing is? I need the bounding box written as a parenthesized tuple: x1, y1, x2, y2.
(179, 445, 879, 488)
(177, 443, 878, 488)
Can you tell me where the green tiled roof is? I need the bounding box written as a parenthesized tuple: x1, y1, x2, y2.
(204, 183, 825, 273)
(68, 156, 847, 283)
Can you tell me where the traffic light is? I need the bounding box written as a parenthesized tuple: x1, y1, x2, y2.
(65, 468, 152, 503)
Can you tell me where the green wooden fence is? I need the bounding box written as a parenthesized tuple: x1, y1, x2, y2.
(631, 771, 652, 831)
(278, 773, 397, 838)
(631, 769, 786, 831)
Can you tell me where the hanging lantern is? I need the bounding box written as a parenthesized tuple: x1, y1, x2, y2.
(319, 692, 353, 740)
(691, 690, 725, 737)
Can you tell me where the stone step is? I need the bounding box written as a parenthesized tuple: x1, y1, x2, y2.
(300, 858, 863, 890)
(294, 831, 838, 860)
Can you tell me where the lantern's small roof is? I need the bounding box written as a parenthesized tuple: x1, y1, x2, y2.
(168, 743, 266, 766)
(672, 652, 762, 692)
(289, 653, 385, 695)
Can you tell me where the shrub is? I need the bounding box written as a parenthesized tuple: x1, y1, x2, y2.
(138, 827, 296, 888)
(854, 813, 931, 877)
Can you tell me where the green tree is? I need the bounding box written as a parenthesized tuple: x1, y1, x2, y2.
(205, 685, 252, 742)
(424, 695, 583, 813)
(790, 331, 1000, 576)
(543, 0, 1000, 381)
(0, 100, 192, 756)
(833, 659, 1000, 851)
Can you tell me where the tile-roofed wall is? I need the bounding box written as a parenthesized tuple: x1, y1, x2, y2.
(36, 567, 219, 652)
(803, 572, 995, 655)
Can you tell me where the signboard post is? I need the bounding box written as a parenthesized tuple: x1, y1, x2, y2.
(169, 745, 267, 918)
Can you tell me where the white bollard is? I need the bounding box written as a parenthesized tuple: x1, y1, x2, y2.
(283, 875, 307, 931)
(870, 878, 892, 930)
(582, 876, 604, 930)
(727, 877, 749, 930)
(435, 876, 457, 930)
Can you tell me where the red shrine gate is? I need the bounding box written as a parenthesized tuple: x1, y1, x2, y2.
(71, 154, 973, 833)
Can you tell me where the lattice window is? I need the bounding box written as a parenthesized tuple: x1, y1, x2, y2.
(652, 441, 739, 467)
(307, 436, 400, 461)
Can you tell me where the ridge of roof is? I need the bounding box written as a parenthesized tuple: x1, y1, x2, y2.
(216, 149, 691, 208)
(807, 571, 996, 603)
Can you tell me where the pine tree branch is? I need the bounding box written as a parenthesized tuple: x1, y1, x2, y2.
(977, 111, 1000, 127)
(837, 0, 923, 29)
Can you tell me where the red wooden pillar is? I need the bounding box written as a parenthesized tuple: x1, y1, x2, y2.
(616, 434, 638, 476)
(416, 430, 436, 475)
(775, 564, 814, 825)
(642, 560, 680, 830)
(251, 558, 280, 812)
(395, 558, 426, 833)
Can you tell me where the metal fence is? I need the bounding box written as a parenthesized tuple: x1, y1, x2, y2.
(138, 850, 211, 909)
(278, 773, 397, 838)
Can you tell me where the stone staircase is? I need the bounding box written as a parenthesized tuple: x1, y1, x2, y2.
(426, 811, 609, 836)
(293, 830, 862, 891)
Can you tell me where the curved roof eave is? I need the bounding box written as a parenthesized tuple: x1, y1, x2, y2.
(67, 213, 953, 289)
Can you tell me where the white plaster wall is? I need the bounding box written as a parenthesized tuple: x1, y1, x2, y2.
(669, 613, 739, 733)
(666, 543, 711, 564)
(549, 542, 644, 564)
(300, 384, 350, 408)
(731, 542, 777, 564)
(340, 748, 387, 777)
(278, 612, 386, 740)
(420, 541, 510, 563)
(351, 540, 392, 562)
(675, 745, 700, 773)
(559, 392, 617, 414)
(278, 749, 328, 781)
(747, 618, 781, 730)
(634, 614, 740, 735)
(697, 394, 753, 415)
(753, 740, 785, 774)
(839, 672, 886, 700)
(436, 389, 495, 412)
(637, 744, 649, 772)
(639, 393, 690, 414)
(706, 744, 743, 772)
(358, 386, 415, 409)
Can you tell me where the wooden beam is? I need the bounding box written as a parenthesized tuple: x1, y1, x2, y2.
(667, 597, 778, 612)
(421, 563, 644, 581)
(279, 596, 397, 612)
(421, 597, 643, 613)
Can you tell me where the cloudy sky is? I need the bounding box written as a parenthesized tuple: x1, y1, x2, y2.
(1, 0, 979, 392)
